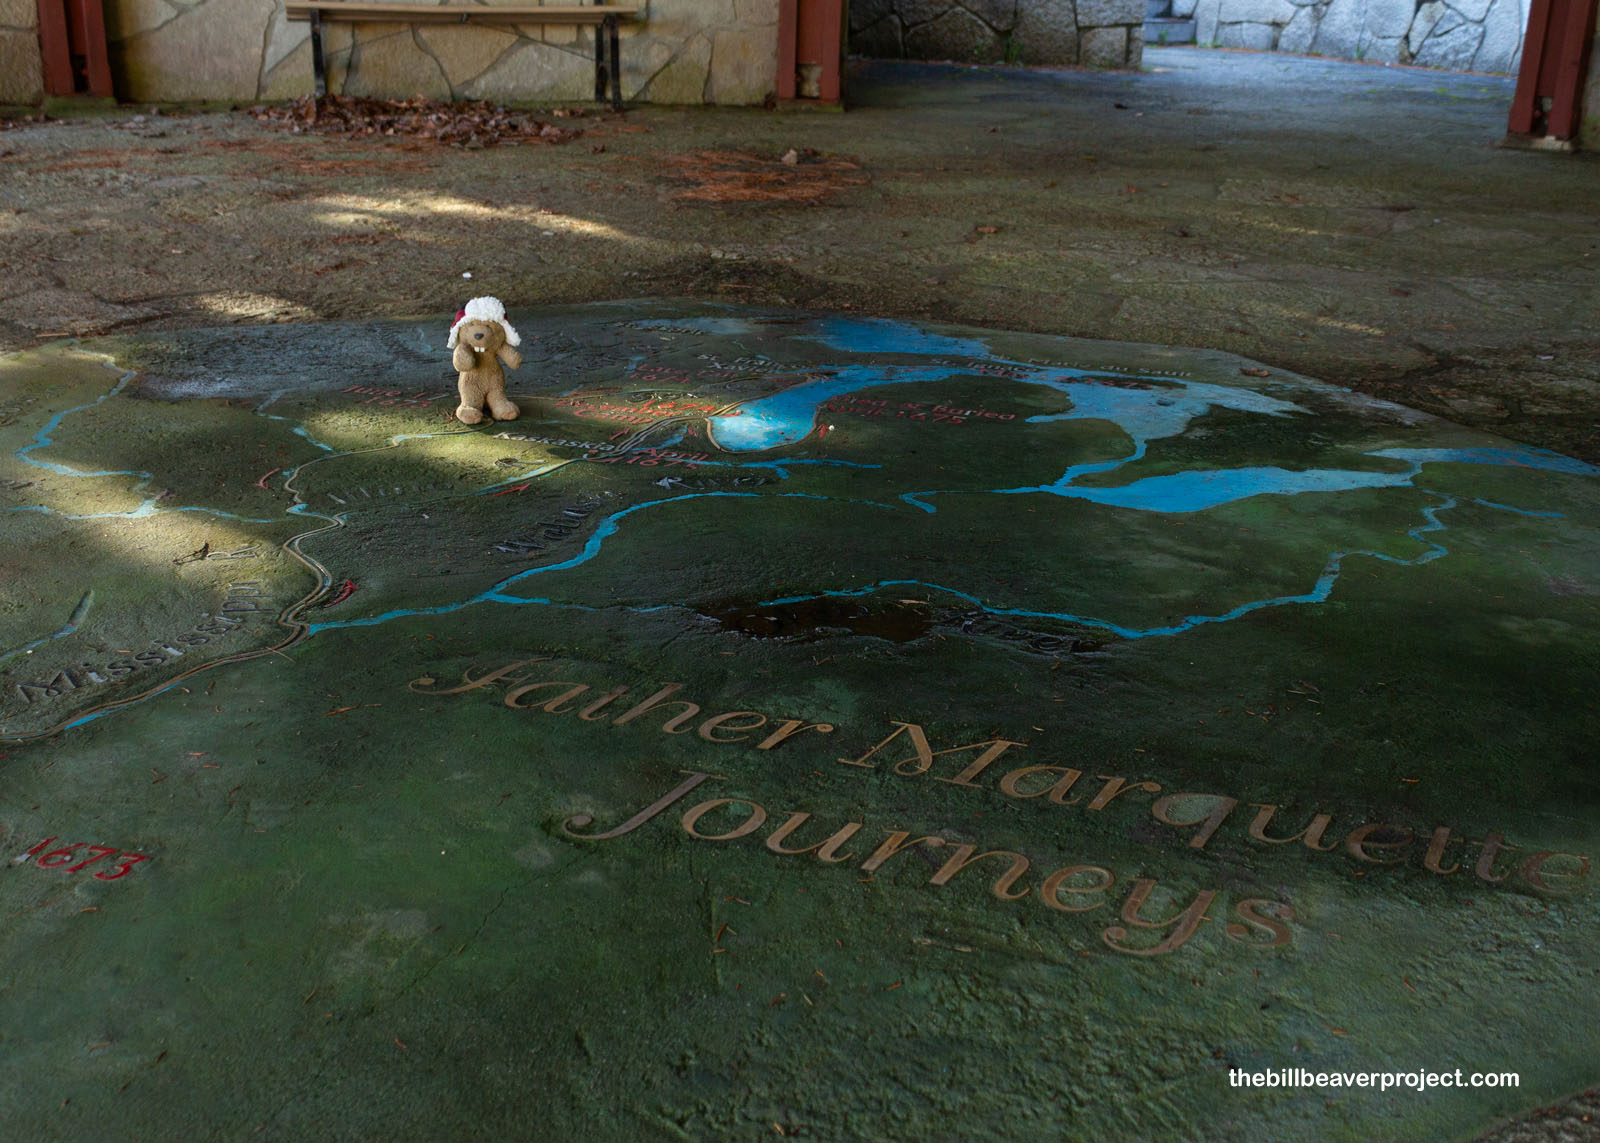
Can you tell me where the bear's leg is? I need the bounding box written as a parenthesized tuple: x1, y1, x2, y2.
(487, 387, 520, 421)
(456, 374, 489, 425)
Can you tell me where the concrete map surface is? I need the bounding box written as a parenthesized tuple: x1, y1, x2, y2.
(2, 302, 1598, 1140)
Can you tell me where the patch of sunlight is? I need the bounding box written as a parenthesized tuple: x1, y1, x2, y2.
(1312, 316, 1387, 335)
(307, 191, 639, 244)
(197, 292, 318, 321)
(311, 210, 390, 228)
(1249, 217, 1337, 239)
(1242, 300, 1387, 337)
(9, 485, 273, 566)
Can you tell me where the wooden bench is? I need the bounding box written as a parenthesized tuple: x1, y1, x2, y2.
(285, 0, 640, 110)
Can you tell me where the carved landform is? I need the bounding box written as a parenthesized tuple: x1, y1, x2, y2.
(1, 303, 1597, 1140)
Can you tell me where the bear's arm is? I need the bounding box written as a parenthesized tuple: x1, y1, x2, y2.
(452, 343, 477, 372)
(497, 344, 522, 371)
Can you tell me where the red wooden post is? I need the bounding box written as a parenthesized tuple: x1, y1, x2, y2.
(776, 0, 799, 100)
(775, 0, 843, 103)
(36, 0, 75, 95)
(798, 0, 843, 101)
(69, 0, 116, 98)
(35, 0, 114, 97)
(1545, 0, 1598, 137)
(1507, 0, 1598, 141)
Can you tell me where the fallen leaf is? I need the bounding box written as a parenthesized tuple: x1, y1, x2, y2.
(248, 94, 583, 149)
(649, 149, 867, 204)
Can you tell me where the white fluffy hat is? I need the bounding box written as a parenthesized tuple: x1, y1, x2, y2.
(448, 296, 521, 349)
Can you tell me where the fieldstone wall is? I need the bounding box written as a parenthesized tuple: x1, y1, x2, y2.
(1188, 0, 1531, 72)
(850, 0, 1146, 67)
(103, 0, 777, 104)
(1, 0, 45, 105)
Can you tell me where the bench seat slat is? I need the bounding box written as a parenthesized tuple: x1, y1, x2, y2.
(285, 2, 638, 21)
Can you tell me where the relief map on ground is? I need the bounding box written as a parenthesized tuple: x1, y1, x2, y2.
(2, 302, 1598, 1141)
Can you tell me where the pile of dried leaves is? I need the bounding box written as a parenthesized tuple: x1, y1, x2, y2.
(247, 94, 585, 148)
(647, 148, 870, 204)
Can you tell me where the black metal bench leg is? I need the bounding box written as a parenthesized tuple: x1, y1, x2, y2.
(594, 18, 607, 104)
(607, 15, 621, 110)
(310, 9, 327, 97)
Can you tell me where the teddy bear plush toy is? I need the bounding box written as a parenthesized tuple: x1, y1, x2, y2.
(448, 296, 522, 424)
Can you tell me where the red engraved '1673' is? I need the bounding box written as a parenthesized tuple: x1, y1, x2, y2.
(22, 837, 151, 880)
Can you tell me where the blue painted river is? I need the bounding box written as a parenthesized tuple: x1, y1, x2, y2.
(13, 319, 1600, 647)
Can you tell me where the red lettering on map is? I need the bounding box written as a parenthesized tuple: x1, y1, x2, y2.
(21, 837, 151, 881)
(340, 386, 453, 408)
(819, 395, 1017, 425)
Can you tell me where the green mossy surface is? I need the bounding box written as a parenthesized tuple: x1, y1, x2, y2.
(2, 306, 1597, 1140)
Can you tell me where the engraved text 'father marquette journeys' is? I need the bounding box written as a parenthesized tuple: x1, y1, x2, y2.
(411, 659, 1592, 957)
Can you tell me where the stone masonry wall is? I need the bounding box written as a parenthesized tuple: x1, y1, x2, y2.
(1186, 0, 1531, 73)
(850, 0, 1146, 68)
(1, 0, 45, 105)
(103, 0, 777, 104)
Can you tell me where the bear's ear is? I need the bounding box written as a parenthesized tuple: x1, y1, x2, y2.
(452, 342, 476, 372)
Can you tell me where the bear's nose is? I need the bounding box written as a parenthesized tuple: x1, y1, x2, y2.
(473, 331, 484, 340)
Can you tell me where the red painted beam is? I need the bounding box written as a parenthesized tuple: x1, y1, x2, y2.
(70, 0, 116, 97)
(36, 0, 76, 95)
(776, 0, 798, 99)
(1508, 0, 1598, 140)
(1546, 0, 1598, 138)
(35, 0, 114, 97)
(800, 0, 843, 102)
(776, 0, 842, 102)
